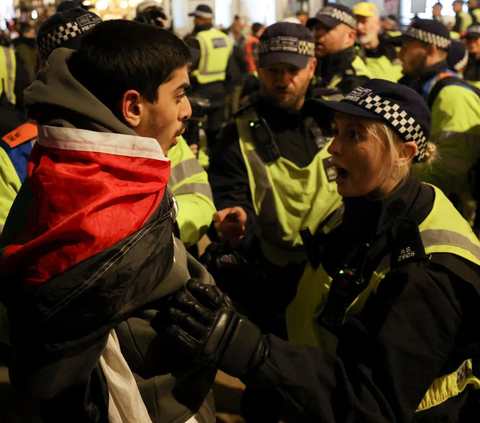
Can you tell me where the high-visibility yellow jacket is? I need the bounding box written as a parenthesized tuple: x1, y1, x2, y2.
(168, 136, 215, 247)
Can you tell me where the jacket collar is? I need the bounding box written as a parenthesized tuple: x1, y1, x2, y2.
(317, 46, 357, 80)
(341, 177, 432, 242)
(399, 61, 449, 96)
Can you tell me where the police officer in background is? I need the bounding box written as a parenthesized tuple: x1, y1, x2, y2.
(353, 2, 403, 82)
(311, 4, 371, 99)
(464, 24, 480, 82)
(469, 0, 480, 23)
(207, 22, 341, 321)
(184, 4, 234, 149)
(454, 0, 473, 32)
(433, 2, 444, 22)
(395, 19, 480, 223)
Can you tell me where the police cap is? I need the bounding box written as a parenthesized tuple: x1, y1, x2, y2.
(306, 79, 431, 162)
(390, 19, 451, 50)
(258, 22, 315, 69)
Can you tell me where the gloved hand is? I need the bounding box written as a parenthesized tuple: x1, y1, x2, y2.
(165, 279, 268, 378)
(199, 242, 259, 302)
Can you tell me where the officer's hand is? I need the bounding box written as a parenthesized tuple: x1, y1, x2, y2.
(165, 279, 268, 378)
(213, 207, 247, 248)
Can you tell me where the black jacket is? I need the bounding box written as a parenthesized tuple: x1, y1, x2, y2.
(398, 61, 449, 97)
(464, 54, 480, 82)
(242, 179, 480, 422)
(314, 47, 370, 97)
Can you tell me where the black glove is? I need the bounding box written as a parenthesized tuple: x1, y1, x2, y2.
(199, 242, 259, 302)
(165, 279, 268, 378)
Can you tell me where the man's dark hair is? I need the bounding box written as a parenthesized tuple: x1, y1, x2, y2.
(20, 23, 33, 36)
(433, 2, 443, 7)
(252, 23, 263, 35)
(68, 20, 191, 113)
(296, 10, 309, 16)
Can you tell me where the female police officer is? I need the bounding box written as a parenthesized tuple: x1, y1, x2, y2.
(164, 80, 480, 422)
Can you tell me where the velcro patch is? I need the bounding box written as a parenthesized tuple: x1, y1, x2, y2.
(212, 37, 228, 49)
(2, 122, 37, 149)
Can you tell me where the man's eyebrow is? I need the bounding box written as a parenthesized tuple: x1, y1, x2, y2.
(176, 83, 191, 91)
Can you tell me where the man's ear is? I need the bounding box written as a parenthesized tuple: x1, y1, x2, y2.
(121, 90, 144, 128)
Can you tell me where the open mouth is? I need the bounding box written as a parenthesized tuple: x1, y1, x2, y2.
(334, 165, 349, 183)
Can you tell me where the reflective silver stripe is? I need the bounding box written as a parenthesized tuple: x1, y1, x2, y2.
(173, 182, 213, 200)
(0, 223, 3, 234)
(169, 158, 204, 187)
(375, 228, 480, 273)
(197, 32, 228, 76)
(3, 48, 14, 103)
(421, 228, 480, 261)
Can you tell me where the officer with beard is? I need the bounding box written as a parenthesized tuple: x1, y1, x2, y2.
(353, 2, 403, 82)
(207, 22, 342, 325)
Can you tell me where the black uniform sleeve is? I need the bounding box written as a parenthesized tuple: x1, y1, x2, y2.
(208, 122, 258, 243)
(14, 53, 31, 112)
(243, 258, 471, 422)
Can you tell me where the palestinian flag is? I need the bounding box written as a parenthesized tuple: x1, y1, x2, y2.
(0, 125, 176, 410)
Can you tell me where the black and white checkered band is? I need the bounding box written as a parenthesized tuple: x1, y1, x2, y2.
(406, 26, 451, 49)
(258, 36, 315, 57)
(343, 88, 428, 161)
(194, 10, 213, 18)
(38, 22, 82, 59)
(318, 6, 357, 29)
(454, 48, 469, 72)
(467, 25, 480, 35)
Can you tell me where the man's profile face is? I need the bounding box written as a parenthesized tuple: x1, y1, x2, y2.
(258, 59, 316, 111)
(315, 23, 353, 57)
(466, 36, 480, 53)
(141, 66, 192, 154)
(399, 40, 429, 73)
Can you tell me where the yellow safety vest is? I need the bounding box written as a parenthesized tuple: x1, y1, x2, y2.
(328, 56, 372, 90)
(236, 108, 342, 266)
(365, 56, 403, 82)
(168, 136, 215, 247)
(458, 11, 473, 32)
(386, 30, 402, 38)
(450, 31, 461, 39)
(0, 46, 16, 104)
(286, 185, 480, 412)
(191, 29, 233, 85)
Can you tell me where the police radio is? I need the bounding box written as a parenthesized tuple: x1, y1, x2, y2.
(249, 118, 281, 163)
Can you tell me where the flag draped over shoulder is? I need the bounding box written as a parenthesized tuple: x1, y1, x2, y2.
(1, 125, 171, 288)
(0, 126, 176, 405)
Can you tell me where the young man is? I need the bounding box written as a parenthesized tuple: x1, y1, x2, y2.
(310, 3, 371, 99)
(395, 18, 480, 223)
(0, 20, 215, 423)
(353, 2, 403, 82)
